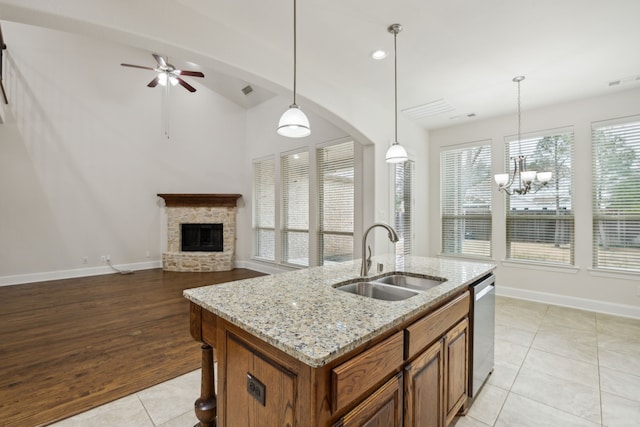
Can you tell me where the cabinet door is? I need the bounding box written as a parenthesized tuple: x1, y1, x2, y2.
(226, 335, 296, 427)
(404, 339, 444, 427)
(335, 373, 403, 427)
(444, 318, 469, 426)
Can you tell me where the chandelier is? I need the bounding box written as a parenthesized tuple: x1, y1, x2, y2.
(494, 76, 552, 195)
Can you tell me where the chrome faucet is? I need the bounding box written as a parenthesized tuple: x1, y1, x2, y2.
(360, 223, 399, 276)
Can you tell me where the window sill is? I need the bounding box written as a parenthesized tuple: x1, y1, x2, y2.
(588, 268, 639, 281)
(438, 253, 493, 262)
(501, 259, 580, 274)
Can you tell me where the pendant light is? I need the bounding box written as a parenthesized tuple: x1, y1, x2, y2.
(494, 76, 552, 195)
(277, 0, 311, 138)
(385, 24, 408, 163)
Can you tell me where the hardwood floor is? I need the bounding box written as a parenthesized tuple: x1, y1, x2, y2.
(0, 268, 265, 427)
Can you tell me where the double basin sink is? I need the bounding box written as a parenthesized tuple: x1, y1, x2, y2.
(335, 274, 447, 301)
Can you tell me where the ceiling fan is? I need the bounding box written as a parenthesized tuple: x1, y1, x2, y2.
(121, 54, 204, 93)
(0, 24, 8, 104)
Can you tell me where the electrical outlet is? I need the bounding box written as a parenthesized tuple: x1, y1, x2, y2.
(146, 251, 151, 259)
(82, 256, 88, 264)
(106, 254, 111, 262)
(100, 255, 106, 263)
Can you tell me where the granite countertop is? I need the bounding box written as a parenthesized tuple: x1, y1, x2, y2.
(183, 255, 495, 368)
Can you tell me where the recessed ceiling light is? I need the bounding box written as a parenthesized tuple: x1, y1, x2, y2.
(370, 49, 387, 60)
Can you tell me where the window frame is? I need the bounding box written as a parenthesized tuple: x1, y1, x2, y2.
(251, 156, 276, 262)
(440, 141, 493, 259)
(591, 115, 640, 273)
(503, 127, 575, 266)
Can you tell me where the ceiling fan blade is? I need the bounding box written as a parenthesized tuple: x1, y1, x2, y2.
(176, 76, 197, 93)
(177, 70, 205, 78)
(0, 79, 8, 104)
(121, 63, 155, 71)
(147, 76, 160, 88)
(152, 54, 167, 68)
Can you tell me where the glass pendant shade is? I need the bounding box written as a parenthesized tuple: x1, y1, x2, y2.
(277, 104, 311, 138)
(157, 72, 168, 86)
(385, 142, 409, 163)
(494, 173, 509, 187)
(520, 170, 537, 183)
(537, 171, 552, 183)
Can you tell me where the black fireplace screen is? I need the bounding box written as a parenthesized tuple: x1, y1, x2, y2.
(181, 223, 223, 252)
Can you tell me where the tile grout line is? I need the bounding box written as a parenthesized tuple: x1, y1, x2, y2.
(135, 393, 157, 427)
(490, 303, 549, 425)
(595, 314, 604, 427)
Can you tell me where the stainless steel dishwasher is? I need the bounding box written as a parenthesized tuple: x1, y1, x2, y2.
(471, 274, 495, 397)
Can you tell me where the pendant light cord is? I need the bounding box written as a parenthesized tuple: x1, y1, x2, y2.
(393, 28, 398, 143)
(292, 0, 297, 106)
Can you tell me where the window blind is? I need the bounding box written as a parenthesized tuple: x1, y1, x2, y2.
(505, 129, 574, 265)
(441, 143, 492, 257)
(252, 157, 275, 261)
(281, 151, 309, 266)
(592, 117, 640, 272)
(317, 141, 354, 265)
(394, 160, 414, 256)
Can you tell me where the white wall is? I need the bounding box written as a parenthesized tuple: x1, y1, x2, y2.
(429, 88, 640, 317)
(0, 23, 248, 284)
(240, 96, 353, 271)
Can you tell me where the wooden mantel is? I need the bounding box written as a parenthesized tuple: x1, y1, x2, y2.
(157, 194, 242, 208)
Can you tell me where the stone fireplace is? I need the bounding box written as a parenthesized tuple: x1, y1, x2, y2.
(157, 194, 241, 272)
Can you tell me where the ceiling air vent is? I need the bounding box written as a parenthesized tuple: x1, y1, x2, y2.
(402, 99, 455, 119)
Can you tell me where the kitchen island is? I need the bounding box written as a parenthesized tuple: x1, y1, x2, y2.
(184, 255, 495, 427)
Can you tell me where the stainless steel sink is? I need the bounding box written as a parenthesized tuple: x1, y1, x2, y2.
(336, 281, 419, 301)
(374, 274, 446, 292)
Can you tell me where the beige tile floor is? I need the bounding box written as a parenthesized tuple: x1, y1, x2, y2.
(50, 296, 640, 426)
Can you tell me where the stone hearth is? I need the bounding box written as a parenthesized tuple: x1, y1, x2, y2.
(158, 194, 241, 272)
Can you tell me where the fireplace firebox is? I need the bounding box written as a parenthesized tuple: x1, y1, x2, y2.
(181, 223, 223, 252)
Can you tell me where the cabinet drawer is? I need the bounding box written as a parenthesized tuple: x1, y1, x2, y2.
(332, 331, 404, 413)
(405, 291, 470, 360)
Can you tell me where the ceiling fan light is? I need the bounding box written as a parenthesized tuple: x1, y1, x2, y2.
(157, 72, 168, 86)
(494, 173, 509, 187)
(385, 142, 409, 163)
(278, 104, 311, 138)
(168, 75, 179, 86)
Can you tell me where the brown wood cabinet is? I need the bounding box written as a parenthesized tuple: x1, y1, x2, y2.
(404, 317, 469, 427)
(444, 318, 469, 425)
(333, 374, 403, 427)
(404, 339, 444, 427)
(190, 289, 472, 427)
(225, 334, 297, 427)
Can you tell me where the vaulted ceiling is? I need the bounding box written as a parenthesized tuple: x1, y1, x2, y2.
(1, 0, 639, 140)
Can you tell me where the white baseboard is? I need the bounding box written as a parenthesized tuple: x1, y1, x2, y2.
(496, 285, 640, 319)
(0, 260, 162, 287)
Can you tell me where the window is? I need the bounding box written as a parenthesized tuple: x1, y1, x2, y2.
(394, 160, 414, 256)
(592, 117, 640, 272)
(505, 129, 574, 265)
(317, 141, 354, 265)
(441, 143, 492, 257)
(252, 157, 275, 261)
(281, 150, 309, 266)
